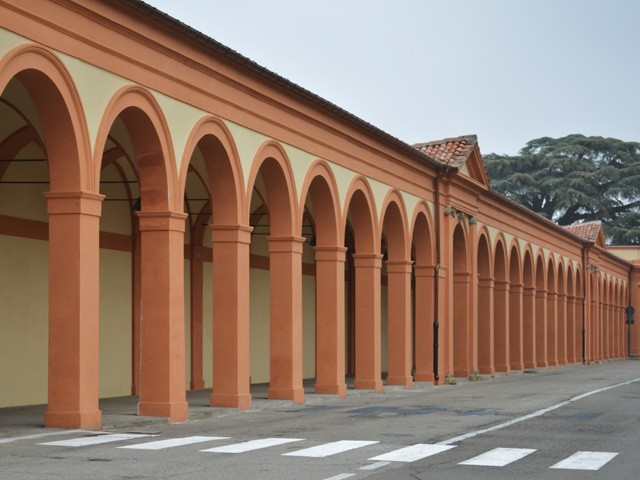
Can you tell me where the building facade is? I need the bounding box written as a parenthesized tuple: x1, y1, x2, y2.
(0, 0, 638, 429)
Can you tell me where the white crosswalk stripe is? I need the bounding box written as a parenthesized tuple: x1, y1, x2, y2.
(39, 433, 154, 447)
(550, 451, 619, 471)
(119, 436, 228, 450)
(368, 443, 456, 463)
(284, 440, 379, 458)
(201, 437, 303, 453)
(459, 447, 537, 467)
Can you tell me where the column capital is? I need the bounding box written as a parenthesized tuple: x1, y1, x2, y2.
(547, 292, 558, 300)
(137, 211, 187, 232)
(353, 253, 383, 269)
(268, 236, 305, 254)
(45, 191, 104, 216)
(314, 245, 347, 262)
(210, 224, 253, 244)
(414, 265, 435, 278)
(478, 277, 495, 287)
(386, 260, 413, 274)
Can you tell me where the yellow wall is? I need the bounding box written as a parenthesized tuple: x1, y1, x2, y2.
(202, 261, 213, 388)
(0, 235, 48, 408)
(184, 260, 191, 390)
(250, 267, 270, 383)
(99, 248, 132, 398)
(302, 273, 316, 379)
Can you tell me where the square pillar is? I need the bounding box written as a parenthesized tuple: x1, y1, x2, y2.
(314, 246, 347, 397)
(547, 292, 558, 366)
(353, 253, 383, 392)
(189, 248, 205, 390)
(509, 283, 524, 371)
(536, 289, 548, 368)
(267, 236, 305, 404)
(494, 280, 510, 374)
(210, 225, 252, 410)
(523, 286, 537, 368)
(137, 211, 188, 422)
(44, 192, 103, 430)
(386, 260, 414, 388)
(413, 265, 434, 382)
(557, 293, 568, 365)
(477, 277, 495, 376)
(566, 295, 577, 363)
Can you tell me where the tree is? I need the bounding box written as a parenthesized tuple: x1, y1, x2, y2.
(485, 134, 640, 245)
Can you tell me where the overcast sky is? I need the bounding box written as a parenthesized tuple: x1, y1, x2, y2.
(145, 0, 639, 156)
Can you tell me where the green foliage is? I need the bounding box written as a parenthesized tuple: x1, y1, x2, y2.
(485, 134, 640, 245)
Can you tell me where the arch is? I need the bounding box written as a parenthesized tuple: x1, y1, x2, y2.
(0, 44, 91, 191)
(477, 230, 494, 376)
(508, 242, 523, 371)
(299, 160, 345, 397)
(493, 235, 509, 373)
(411, 203, 436, 382)
(179, 116, 245, 224)
(452, 223, 471, 377)
(94, 86, 177, 211)
(342, 176, 382, 391)
(379, 190, 412, 387)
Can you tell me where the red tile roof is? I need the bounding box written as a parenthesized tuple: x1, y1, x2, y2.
(413, 135, 478, 167)
(563, 221, 602, 243)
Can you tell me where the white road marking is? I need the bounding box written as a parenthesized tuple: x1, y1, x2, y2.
(459, 447, 537, 466)
(0, 430, 99, 445)
(550, 451, 618, 470)
(360, 461, 391, 470)
(284, 440, 378, 458)
(368, 443, 456, 463)
(201, 437, 302, 453)
(439, 376, 640, 445)
(119, 436, 227, 450)
(322, 475, 355, 480)
(39, 433, 153, 447)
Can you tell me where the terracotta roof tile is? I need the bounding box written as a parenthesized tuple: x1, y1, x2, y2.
(413, 135, 478, 167)
(563, 220, 602, 243)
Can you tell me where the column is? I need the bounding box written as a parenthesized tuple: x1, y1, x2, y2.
(566, 295, 576, 363)
(535, 288, 548, 368)
(314, 246, 347, 397)
(413, 265, 434, 382)
(494, 280, 510, 373)
(137, 211, 188, 422)
(44, 192, 103, 429)
(477, 277, 495, 376)
(509, 283, 524, 371)
(189, 246, 205, 390)
(523, 286, 536, 368)
(210, 225, 252, 409)
(547, 292, 558, 366)
(453, 272, 472, 378)
(268, 236, 305, 403)
(353, 253, 383, 392)
(386, 260, 414, 388)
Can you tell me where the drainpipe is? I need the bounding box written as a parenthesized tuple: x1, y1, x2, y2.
(433, 166, 454, 382)
(581, 243, 592, 365)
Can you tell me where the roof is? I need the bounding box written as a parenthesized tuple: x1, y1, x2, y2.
(413, 135, 478, 167)
(563, 221, 604, 244)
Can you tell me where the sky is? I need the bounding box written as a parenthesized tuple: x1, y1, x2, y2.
(144, 0, 640, 156)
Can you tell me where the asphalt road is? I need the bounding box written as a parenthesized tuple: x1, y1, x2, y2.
(1, 361, 639, 480)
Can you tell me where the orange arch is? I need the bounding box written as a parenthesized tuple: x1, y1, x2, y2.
(298, 160, 341, 246)
(179, 116, 245, 224)
(379, 190, 410, 261)
(93, 86, 177, 211)
(409, 202, 435, 265)
(342, 176, 379, 253)
(0, 44, 91, 191)
(477, 227, 493, 278)
(246, 140, 298, 236)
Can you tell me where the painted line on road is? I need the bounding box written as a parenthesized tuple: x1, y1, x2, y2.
(369, 444, 456, 463)
(459, 447, 537, 467)
(439, 376, 640, 445)
(119, 436, 228, 450)
(40, 433, 154, 447)
(322, 474, 355, 480)
(550, 451, 618, 470)
(201, 437, 303, 453)
(360, 461, 391, 470)
(0, 429, 100, 445)
(284, 440, 378, 458)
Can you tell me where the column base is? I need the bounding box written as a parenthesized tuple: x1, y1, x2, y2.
(190, 380, 205, 390)
(559, 357, 568, 365)
(478, 367, 496, 376)
(510, 362, 524, 371)
(433, 373, 446, 386)
(414, 371, 434, 382)
(210, 393, 251, 410)
(354, 378, 384, 392)
(386, 376, 414, 388)
(138, 401, 188, 423)
(524, 362, 537, 369)
(537, 361, 549, 368)
(44, 409, 102, 430)
(268, 387, 304, 404)
(495, 365, 511, 375)
(315, 383, 347, 398)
